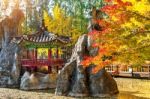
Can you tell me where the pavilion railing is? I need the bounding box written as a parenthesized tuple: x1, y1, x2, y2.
(21, 59, 64, 67)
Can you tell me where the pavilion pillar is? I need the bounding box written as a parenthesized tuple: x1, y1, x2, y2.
(48, 48, 52, 60)
(56, 47, 59, 59)
(48, 48, 52, 73)
(26, 49, 29, 58)
(34, 48, 37, 72)
(56, 47, 59, 73)
(34, 48, 37, 60)
(31, 49, 34, 60)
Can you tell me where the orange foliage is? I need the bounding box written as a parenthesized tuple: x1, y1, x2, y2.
(92, 60, 111, 73)
(81, 0, 133, 73)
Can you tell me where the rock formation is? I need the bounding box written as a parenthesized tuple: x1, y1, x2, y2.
(55, 34, 119, 97)
(20, 71, 57, 90)
(0, 41, 21, 87)
(0, 8, 24, 88)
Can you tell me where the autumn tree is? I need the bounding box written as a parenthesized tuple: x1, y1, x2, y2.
(81, 0, 150, 73)
(0, 0, 24, 36)
(55, 0, 104, 33)
(44, 4, 83, 44)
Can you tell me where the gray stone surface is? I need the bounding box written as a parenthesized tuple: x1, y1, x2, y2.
(20, 71, 57, 90)
(0, 42, 21, 87)
(89, 67, 119, 97)
(55, 34, 119, 97)
(55, 34, 89, 96)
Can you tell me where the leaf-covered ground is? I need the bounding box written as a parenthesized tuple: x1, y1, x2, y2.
(0, 88, 148, 99)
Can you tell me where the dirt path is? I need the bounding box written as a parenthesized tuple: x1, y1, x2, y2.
(0, 88, 148, 99)
(0, 88, 70, 99)
(0, 88, 105, 99)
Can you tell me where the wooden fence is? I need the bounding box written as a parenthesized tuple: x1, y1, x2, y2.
(105, 65, 150, 78)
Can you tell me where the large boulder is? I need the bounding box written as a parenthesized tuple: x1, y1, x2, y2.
(88, 67, 119, 97)
(0, 41, 21, 87)
(20, 71, 57, 90)
(55, 34, 119, 97)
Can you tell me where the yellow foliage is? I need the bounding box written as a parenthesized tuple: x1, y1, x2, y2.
(51, 48, 57, 56)
(111, 16, 118, 21)
(121, 17, 143, 28)
(43, 4, 82, 43)
(37, 48, 48, 59)
(53, 4, 64, 20)
(123, 0, 150, 15)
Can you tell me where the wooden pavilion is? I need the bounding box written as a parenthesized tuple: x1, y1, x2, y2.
(17, 24, 71, 73)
